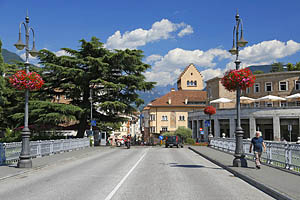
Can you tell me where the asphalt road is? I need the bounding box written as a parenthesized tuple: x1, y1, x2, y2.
(0, 146, 274, 200)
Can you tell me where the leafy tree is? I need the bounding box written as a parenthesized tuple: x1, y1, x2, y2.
(38, 37, 155, 137)
(286, 63, 295, 71)
(294, 62, 300, 71)
(270, 62, 284, 72)
(174, 126, 192, 142)
(1, 55, 83, 135)
(253, 70, 264, 74)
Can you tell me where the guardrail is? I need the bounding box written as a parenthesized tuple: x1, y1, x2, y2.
(210, 138, 300, 172)
(0, 138, 90, 165)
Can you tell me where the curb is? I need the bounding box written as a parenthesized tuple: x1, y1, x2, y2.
(188, 147, 294, 200)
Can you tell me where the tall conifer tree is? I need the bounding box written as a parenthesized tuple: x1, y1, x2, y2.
(39, 37, 155, 137)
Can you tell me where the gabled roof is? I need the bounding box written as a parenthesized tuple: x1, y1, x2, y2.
(149, 90, 207, 107)
(177, 63, 202, 81)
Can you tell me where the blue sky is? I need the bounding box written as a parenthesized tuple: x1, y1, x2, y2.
(1, 0, 300, 86)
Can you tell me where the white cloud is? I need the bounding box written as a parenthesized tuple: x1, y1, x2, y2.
(178, 25, 193, 37)
(145, 47, 230, 86)
(225, 40, 300, 70)
(105, 19, 194, 50)
(145, 54, 162, 64)
(201, 68, 223, 81)
(55, 50, 71, 57)
(145, 40, 300, 86)
(20, 52, 38, 64)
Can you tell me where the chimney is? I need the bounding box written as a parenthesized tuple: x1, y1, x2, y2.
(185, 98, 188, 104)
(171, 88, 175, 92)
(168, 98, 172, 104)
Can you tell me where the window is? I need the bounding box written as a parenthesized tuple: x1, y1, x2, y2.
(265, 102, 273, 107)
(279, 81, 288, 91)
(280, 101, 287, 107)
(150, 126, 156, 133)
(246, 87, 250, 94)
(296, 101, 300, 106)
(162, 115, 168, 121)
(179, 116, 185, 121)
(150, 114, 156, 121)
(194, 81, 197, 86)
(254, 102, 260, 108)
(295, 80, 300, 90)
(161, 127, 168, 132)
(187, 81, 190, 86)
(254, 83, 260, 93)
(265, 82, 272, 92)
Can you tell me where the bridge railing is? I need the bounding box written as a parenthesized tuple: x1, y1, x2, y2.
(210, 138, 300, 172)
(0, 138, 90, 165)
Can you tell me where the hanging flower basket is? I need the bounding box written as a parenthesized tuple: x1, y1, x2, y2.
(204, 106, 216, 115)
(221, 68, 256, 92)
(9, 70, 44, 91)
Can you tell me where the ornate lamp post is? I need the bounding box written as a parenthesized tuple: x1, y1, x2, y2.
(89, 88, 93, 133)
(228, 11, 248, 167)
(14, 13, 39, 168)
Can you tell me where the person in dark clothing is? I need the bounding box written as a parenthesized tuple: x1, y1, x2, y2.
(249, 131, 266, 169)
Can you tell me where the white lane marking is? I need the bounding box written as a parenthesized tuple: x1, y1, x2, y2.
(104, 149, 148, 200)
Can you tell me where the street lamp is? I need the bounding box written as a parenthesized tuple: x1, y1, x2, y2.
(229, 10, 248, 167)
(88, 88, 93, 133)
(15, 13, 38, 168)
(207, 88, 213, 143)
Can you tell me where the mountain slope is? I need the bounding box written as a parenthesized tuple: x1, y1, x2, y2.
(2, 49, 23, 64)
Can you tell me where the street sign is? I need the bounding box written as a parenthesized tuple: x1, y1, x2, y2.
(91, 120, 96, 126)
(159, 136, 163, 140)
(200, 131, 204, 135)
(205, 120, 210, 127)
(199, 128, 203, 131)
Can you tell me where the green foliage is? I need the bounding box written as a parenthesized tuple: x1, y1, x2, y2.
(286, 63, 295, 71)
(186, 138, 195, 145)
(295, 62, 300, 71)
(161, 131, 175, 137)
(0, 128, 21, 143)
(253, 70, 264, 74)
(270, 62, 284, 72)
(38, 37, 155, 137)
(174, 126, 192, 142)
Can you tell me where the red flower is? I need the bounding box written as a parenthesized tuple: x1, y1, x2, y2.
(9, 70, 44, 91)
(204, 106, 216, 115)
(221, 68, 256, 92)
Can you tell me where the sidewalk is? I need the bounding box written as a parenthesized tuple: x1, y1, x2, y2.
(189, 146, 300, 200)
(0, 147, 106, 181)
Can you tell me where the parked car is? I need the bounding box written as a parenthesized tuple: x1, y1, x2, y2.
(165, 135, 183, 148)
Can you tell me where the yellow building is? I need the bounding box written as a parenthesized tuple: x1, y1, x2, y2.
(142, 64, 207, 143)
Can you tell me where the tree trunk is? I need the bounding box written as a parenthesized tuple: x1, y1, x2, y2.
(76, 113, 87, 138)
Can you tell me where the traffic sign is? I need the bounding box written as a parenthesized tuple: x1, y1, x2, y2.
(205, 120, 210, 127)
(199, 128, 203, 131)
(200, 131, 204, 135)
(159, 136, 163, 140)
(91, 120, 96, 126)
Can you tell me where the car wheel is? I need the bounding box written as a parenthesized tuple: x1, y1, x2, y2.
(165, 145, 168, 148)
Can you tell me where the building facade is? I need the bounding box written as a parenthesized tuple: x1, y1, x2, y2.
(142, 64, 206, 143)
(189, 71, 300, 142)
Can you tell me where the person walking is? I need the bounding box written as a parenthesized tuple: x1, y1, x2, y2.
(249, 131, 266, 169)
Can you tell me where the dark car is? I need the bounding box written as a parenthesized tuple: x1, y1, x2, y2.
(165, 135, 183, 148)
